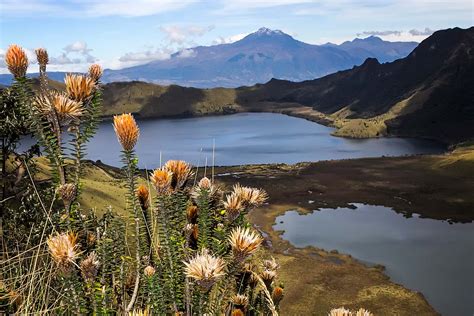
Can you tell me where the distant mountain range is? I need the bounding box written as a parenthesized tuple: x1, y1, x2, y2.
(101, 28, 417, 87)
(4, 27, 472, 144)
(0, 27, 417, 88)
(94, 26, 472, 144)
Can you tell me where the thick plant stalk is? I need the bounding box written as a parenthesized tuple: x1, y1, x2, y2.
(123, 150, 141, 313)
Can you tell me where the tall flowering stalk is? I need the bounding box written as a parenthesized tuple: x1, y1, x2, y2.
(113, 113, 141, 313)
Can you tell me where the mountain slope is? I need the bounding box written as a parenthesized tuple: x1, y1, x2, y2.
(101, 28, 417, 88)
(235, 27, 474, 143)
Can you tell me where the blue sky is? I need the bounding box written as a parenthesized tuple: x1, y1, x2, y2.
(0, 0, 472, 73)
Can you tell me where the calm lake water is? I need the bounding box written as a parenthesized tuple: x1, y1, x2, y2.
(65, 113, 444, 168)
(274, 204, 474, 316)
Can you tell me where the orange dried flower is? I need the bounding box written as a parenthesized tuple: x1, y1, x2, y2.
(136, 184, 150, 210)
(5, 44, 28, 78)
(272, 286, 284, 303)
(113, 113, 140, 151)
(186, 205, 198, 222)
(88, 64, 103, 82)
(163, 160, 193, 190)
(64, 73, 96, 101)
(150, 168, 173, 194)
(47, 232, 79, 272)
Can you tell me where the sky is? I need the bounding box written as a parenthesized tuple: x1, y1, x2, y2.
(0, 0, 472, 74)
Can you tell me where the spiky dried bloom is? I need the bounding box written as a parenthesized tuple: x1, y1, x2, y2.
(5, 45, 28, 78)
(263, 257, 280, 272)
(232, 294, 249, 308)
(65, 73, 96, 101)
(34, 92, 83, 125)
(184, 249, 226, 291)
(231, 310, 244, 316)
(80, 251, 100, 281)
(88, 64, 103, 82)
(33, 93, 54, 116)
(229, 227, 263, 262)
(224, 192, 243, 221)
(191, 177, 222, 204)
(144, 265, 156, 277)
(198, 177, 211, 189)
(136, 184, 150, 210)
(35, 48, 49, 66)
(163, 160, 193, 190)
(272, 286, 284, 303)
(47, 232, 79, 271)
(355, 309, 373, 316)
(249, 273, 259, 288)
(129, 309, 149, 316)
(233, 184, 268, 208)
(113, 113, 140, 151)
(150, 168, 173, 194)
(52, 92, 83, 125)
(59, 183, 77, 205)
(186, 205, 198, 222)
(329, 308, 352, 316)
(260, 269, 276, 284)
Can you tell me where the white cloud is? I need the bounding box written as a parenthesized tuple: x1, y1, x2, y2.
(63, 41, 93, 55)
(119, 48, 171, 63)
(357, 30, 402, 37)
(409, 27, 435, 36)
(213, 33, 250, 45)
(160, 25, 215, 45)
(176, 48, 197, 59)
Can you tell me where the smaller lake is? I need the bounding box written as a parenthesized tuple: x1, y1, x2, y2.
(273, 204, 474, 316)
(80, 113, 444, 167)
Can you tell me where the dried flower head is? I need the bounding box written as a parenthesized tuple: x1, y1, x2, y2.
(232, 294, 249, 308)
(249, 273, 260, 288)
(59, 183, 77, 205)
(113, 113, 140, 151)
(272, 286, 284, 303)
(150, 168, 173, 194)
(260, 269, 276, 284)
(187, 205, 198, 222)
(233, 184, 268, 208)
(52, 92, 83, 125)
(88, 64, 103, 82)
(163, 160, 193, 190)
(136, 184, 150, 210)
(263, 257, 280, 272)
(231, 310, 244, 316)
(8, 290, 22, 307)
(80, 252, 100, 281)
(35, 48, 49, 66)
(198, 177, 212, 189)
(329, 307, 352, 316)
(224, 192, 243, 221)
(129, 309, 149, 316)
(47, 232, 79, 272)
(229, 227, 263, 262)
(355, 309, 373, 316)
(65, 73, 96, 101)
(184, 249, 226, 291)
(5, 45, 28, 78)
(144, 265, 156, 277)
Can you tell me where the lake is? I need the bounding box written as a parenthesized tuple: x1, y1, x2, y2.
(273, 204, 474, 316)
(67, 113, 444, 168)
